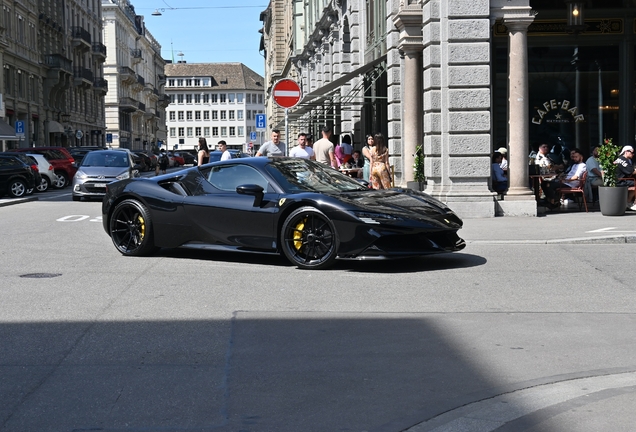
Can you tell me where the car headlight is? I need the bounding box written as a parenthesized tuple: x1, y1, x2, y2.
(351, 211, 403, 224)
(75, 170, 87, 179)
(116, 171, 131, 180)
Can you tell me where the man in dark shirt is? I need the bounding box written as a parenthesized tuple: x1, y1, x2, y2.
(616, 145, 636, 210)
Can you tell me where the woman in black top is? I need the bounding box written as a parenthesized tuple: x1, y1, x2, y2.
(197, 137, 210, 166)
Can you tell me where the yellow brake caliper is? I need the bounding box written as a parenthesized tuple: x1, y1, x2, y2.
(137, 215, 145, 241)
(293, 218, 306, 250)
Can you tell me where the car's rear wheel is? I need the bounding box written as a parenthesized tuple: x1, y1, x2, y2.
(54, 172, 68, 188)
(281, 206, 338, 270)
(110, 199, 157, 256)
(8, 179, 27, 198)
(36, 177, 50, 192)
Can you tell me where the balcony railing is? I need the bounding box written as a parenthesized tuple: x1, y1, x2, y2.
(71, 26, 91, 45)
(130, 48, 142, 59)
(44, 54, 72, 74)
(119, 97, 137, 112)
(91, 42, 107, 57)
(94, 78, 108, 89)
(73, 67, 94, 82)
(136, 75, 145, 86)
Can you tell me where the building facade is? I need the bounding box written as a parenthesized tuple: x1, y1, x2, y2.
(0, 0, 107, 151)
(164, 62, 265, 152)
(102, 0, 168, 151)
(261, 0, 636, 218)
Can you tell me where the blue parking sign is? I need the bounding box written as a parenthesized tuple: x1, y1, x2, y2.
(250, 131, 257, 141)
(15, 121, 25, 136)
(255, 114, 266, 130)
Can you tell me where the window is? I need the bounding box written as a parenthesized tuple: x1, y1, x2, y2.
(194, 94, 201, 103)
(212, 111, 218, 120)
(177, 94, 184, 104)
(187, 127, 193, 137)
(186, 79, 192, 86)
(247, 111, 252, 120)
(186, 111, 193, 121)
(211, 94, 218, 103)
(177, 79, 184, 86)
(170, 128, 176, 137)
(186, 94, 192, 104)
(220, 94, 226, 103)
(237, 93, 243, 103)
(206, 164, 269, 192)
(229, 127, 236, 136)
(203, 111, 210, 120)
(221, 127, 227, 136)
(212, 127, 219, 137)
(195, 127, 202, 136)
(195, 111, 201, 120)
(204, 127, 210, 137)
(252, 94, 257, 103)
(170, 94, 176, 103)
(194, 79, 200, 86)
(202, 78, 210, 86)
(178, 111, 184, 121)
(258, 94, 263, 104)
(178, 127, 185, 137)
(229, 111, 235, 120)
(238, 126, 244, 136)
(246, 94, 251, 104)
(169, 112, 176, 121)
(203, 94, 209, 103)
(228, 93, 235, 103)
(220, 111, 227, 120)
(168, 79, 175, 86)
(237, 110, 244, 120)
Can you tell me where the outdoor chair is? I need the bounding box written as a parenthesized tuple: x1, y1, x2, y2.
(556, 170, 588, 212)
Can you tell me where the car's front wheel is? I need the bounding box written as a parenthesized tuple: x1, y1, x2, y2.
(8, 179, 27, 198)
(36, 177, 50, 192)
(109, 199, 157, 256)
(281, 206, 338, 270)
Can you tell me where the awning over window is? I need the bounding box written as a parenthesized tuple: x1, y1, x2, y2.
(0, 121, 17, 140)
(48, 120, 65, 134)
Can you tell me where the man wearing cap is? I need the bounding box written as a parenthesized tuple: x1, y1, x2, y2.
(616, 145, 636, 210)
(496, 146, 508, 172)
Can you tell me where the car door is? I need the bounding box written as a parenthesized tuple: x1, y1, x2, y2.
(181, 163, 280, 250)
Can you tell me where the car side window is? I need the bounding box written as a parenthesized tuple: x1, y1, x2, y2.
(206, 164, 270, 192)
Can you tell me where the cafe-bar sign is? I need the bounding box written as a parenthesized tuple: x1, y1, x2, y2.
(532, 99, 585, 125)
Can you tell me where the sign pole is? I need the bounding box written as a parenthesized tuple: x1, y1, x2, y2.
(285, 108, 289, 156)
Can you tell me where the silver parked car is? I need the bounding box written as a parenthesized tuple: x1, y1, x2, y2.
(72, 150, 140, 201)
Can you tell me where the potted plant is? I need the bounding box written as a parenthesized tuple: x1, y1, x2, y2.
(408, 144, 425, 191)
(597, 137, 628, 216)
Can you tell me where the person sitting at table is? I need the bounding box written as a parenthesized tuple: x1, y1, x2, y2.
(615, 145, 636, 210)
(351, 150, 365, 169)
(585, 145, 603, 202)
(542, 148, 586, 209)
(491, 152, 508, 193)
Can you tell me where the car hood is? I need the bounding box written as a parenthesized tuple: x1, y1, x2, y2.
(326, 188, 462, 228)
(77, 166, 129, 178)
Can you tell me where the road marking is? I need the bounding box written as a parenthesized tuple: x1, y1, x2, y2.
(56, 215, 102, 222)
(586, 227, 636, 233)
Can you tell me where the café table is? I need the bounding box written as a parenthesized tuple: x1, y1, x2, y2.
(339, 167, 362, 178)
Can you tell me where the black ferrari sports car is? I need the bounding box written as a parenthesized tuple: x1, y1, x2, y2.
(102, 157, 465, 269)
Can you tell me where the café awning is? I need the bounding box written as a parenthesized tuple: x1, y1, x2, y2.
(48, 121, 65, 134)
(0, 121, 17, 139)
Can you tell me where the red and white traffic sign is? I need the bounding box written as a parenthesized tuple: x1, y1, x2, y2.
(272, 79, 301, 109)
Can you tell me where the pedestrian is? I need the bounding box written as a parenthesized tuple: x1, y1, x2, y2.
(197, 137, 210, 166)
(361, 134, 374, 181)
(157, 150, 169, 175)
(218, 140, 231, 161)
(256, 129, 286, 156)
(289, 133, 315, 160)
(369, 133, 392, 189)
(313, 126, 337, 168)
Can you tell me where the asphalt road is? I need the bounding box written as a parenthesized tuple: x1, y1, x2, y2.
(1, 192, 635, 431)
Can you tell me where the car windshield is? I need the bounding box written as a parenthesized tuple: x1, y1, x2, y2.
(265, 158, 367, 193)
(81, 152, 129, 168)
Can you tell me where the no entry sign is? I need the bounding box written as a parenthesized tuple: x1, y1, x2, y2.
(272, 79, 301, 109)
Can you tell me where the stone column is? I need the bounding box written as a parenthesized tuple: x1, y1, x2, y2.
(393, 2, 424, 186)
(500, 19, 536, 216)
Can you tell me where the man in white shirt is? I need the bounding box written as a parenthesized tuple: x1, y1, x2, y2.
(289, 133, 315, 160)
(256, 129, 286, 157)
(543, 148, 586, 208)
(218, 140, 231, 161)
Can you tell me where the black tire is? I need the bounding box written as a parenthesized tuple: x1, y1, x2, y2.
(281, 206, 339, 270)
(8, 178, 27, 198)
(55, 172, 69, 188)
(109, 199, 157, 256)
(36, 176, 50, 192)
(72, 195, 81, 201)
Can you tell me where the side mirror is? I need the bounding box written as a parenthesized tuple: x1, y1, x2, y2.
(236, 184, 264, 207)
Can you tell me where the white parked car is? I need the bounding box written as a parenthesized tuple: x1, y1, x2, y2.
(26, 153, 59, 192)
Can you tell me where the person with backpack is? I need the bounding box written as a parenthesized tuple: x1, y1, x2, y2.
(157, 150, 169, 175)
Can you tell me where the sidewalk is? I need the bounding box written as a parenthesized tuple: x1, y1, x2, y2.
(0, 195, 38, 207)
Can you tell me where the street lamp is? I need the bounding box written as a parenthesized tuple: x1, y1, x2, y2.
(565, 0, 585, 33)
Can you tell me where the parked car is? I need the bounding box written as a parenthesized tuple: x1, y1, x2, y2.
(26, 153, 57, 192)
(12, 147, 77, 188)
(0, 152, 42, 194)
(69, 146, 106, 165)
(174, 151, 196, 166)
(168, 151, 184, 167)
(72, 150, 141, 201)
(0, 154, 36, 198)
(133, 152, 153, 171)
(208, 150, 250, 163)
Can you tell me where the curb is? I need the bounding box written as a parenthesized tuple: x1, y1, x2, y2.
(467, 234, 636, 245)
(0, 196, 39, 208)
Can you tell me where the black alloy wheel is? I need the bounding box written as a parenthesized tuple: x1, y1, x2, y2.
(281, 206, 338, 270)
(109, 199, 157, 256)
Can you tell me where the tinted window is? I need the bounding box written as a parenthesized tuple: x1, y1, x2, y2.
(265, 159, 366, 193)
(0, 156, 22, 167)
(205, 164, 270, 191)
(82, 152, 130, 168)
